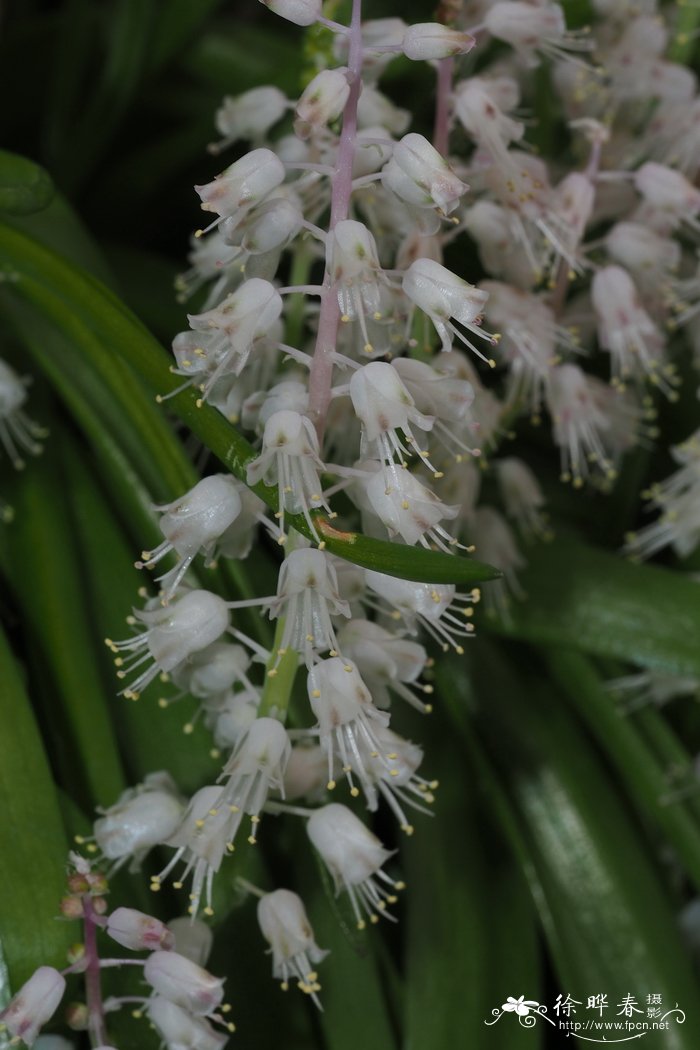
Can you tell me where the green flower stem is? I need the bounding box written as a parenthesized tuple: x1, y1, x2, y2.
(258, 619, 299, 723)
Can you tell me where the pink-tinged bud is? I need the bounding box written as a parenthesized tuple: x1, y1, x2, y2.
(67, 874, 89, 894)
(60, 896, 84, 919)
(92, 897, 108, 916)
(1, 967, 66, 1046)
(65, 1002, 88, 1030)
(195, 149, 285, 219)
(144, 951, 224, 1017)
(167, 917, 214, 967)
(107, 907, 175, 952)
(260, 0, 322, 26)
(382, 133, 468, 217)
(295, 68, 351, 139)
(402, 23, 475, 61)
(147, 996, 228, 1050)
(213, 86, 288, 149)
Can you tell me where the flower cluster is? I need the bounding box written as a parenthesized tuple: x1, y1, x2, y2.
(12, 0, 700, 1043)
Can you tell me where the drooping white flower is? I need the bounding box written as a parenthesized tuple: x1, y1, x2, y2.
(591, 266, 674, 397)
(136, 476, 245, 599)
(607, 670, 700, 713)
(401, 23, 475, 61)
(624, 429, 700, 560)
(469, 506, 526, 619)
(349, 361, 437, 474)
(0, 967, 66, 1047)
(307, 656, 390, 795)
(0, 359, 46, 469)
(392, 356, 478, 460)
(633, 162, 700, 235)
(257, 889, 328, 1004)
(382, 133, 468, 231)
(260, 0, 322, 26)
(217, 716, 291, 842)
(363, 465, 460, 550)
(94, 773, 185, 870)
(484, 2, 594, 68)
(328, 220, 391, 356)
(195, 149, 286, 228)
(144, 951, 225, 1017)
(106, 590, 231, 699)
(306, 803, 403, 928)
(496, 458, 549, 539)
(336, 618, 432, 712)
(173, 641, 254, 703)
(403, 258, 498, 364)
(364, 569, 478, 653)
(349, 723, 436, 832)
(295, 68, 351, 139)
(147, 996, 228, 1050)
(546, 364, 615, 486)
(211, 86, 288, 152)
(246, 410, 332, 541)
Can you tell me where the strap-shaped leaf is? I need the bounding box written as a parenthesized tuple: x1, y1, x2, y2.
(485, 533, 700, 675)
(0, 625, 74, 987)
(0, 220, 500, 587)
(0, 150, 54, 216)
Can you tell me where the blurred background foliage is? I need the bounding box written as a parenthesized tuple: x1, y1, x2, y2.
(1, 1, 700, 1048)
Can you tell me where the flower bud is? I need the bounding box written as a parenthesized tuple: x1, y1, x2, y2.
(167, 917, 214, 967)
(147, 996, 227, 1050)
(144, 951, 225, 1017)
(195, 149, 285, 219)
(402, 23, 475, 61)
(0, 967, 66, 1046)
(295, 68, 351, 139)
(260, 0, 322, 25)
(94, 777, 184, 863)
(65, 1003, 88, 1030)
(107, 907, 175, 952)
(213, 86, 288, 149)
(382, 133, 468, 216)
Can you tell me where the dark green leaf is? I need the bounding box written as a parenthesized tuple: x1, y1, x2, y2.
(0, 150, 54, 216)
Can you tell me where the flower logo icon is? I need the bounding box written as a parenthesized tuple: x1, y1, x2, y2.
(502, 996, 540, 1017)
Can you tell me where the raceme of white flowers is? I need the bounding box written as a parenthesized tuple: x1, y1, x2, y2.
(5, 0, 700, 1045)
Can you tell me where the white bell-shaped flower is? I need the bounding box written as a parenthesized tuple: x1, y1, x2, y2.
(464, 200, 540, 289)
(0, 968, 66, 1048)
(403, 258, 498, 363)
(257, 889, 328, 1005)
(328, 220, 390, 356)
(156, 785, 237, 916)
(364, 569, 477, 653)
(211, 86, 288, 151)
(106, 907, 174, 952)
(470, 506, 526, 619)
(336, 619, 432, 712)
(496, 458, 549, 539)
(364, 466, 460, 550)
(246, 410, 332, 541)
(357, 85, 410, 135)
(195, 148, 286, 227)
(624, 429, 700, 560)
(484, 1, 593, 68)
(546, 364, 615, 486)
(295, 68, 350, 139)
(381, 133, 468, 229)
(633, 162, 700, 234)
(454, 77, 524, 180)
(307, 803, 403, 928)
(94, 773, 184, 869)
(348, 723, 436, 833)
(307, 656, 390, 796)
(0, 358, 46, 468)
(186, 278, 283, 402)
(136, 475, 244, 599)
(349, 361, 437, 473)
(591, 266, 672, 397)
(147, 996, 228, 1050)
(402, 22, 475, 61)
(106, 590, 230, 699)
(208, 688, 261, 749)
(271, 548, 350, 664)
(391, 357, 478, 459)
(173, 642, 254, 701)
(260, 0, 322, 26)
(144, 951, 225, 1017)
(605, 221, 680, 294)
(217, 716, 291, 841)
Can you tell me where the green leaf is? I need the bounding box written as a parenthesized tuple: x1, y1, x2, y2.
(468, 642, 700, 1041)
(0, 150, 54, 216)
(545, 648, 700, 896)
(0, 221, 500, 587)
(3, 436, 127, 809)
(484, 533, 700, 675)
(0, 624, 74, 987)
